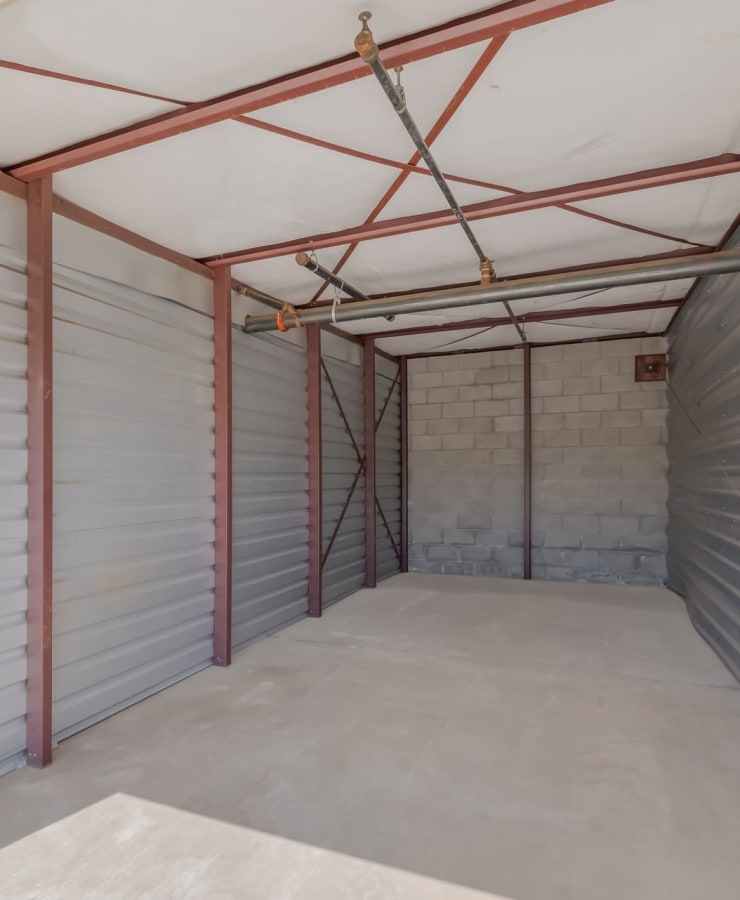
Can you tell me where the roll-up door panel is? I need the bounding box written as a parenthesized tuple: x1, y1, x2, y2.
(52, 267, 215, 740)
(322, 354, 365, 607)
(0, 246, 28, 775)
(375, 355, 402, 581)
(232, 331, 309, 649)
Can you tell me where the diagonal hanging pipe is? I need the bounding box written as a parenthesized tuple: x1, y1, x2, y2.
(242, 248, 740, 333)
(354, 11, 525, 341)
(296, 251, 397, 321)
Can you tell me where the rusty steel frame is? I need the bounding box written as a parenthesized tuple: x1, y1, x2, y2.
(26, 175, 54, 768)
(399, 358, 409, 573)
(212, 267, 232, 666)
(374, 365, 403, 567)
(523, 343, 532, 580)
(364, 340, 377, 588)
(205, 155, 740, 266)
(8, 0, 613, 180)
(307, 326, 323, 616)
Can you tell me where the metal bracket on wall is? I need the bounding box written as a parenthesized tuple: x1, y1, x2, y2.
(635, 353, 667, 382)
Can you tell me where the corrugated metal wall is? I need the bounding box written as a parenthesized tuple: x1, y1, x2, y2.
(52, 267, 216, 740)
(231, 330, 309, 649)
(667, 228, 740, 681)
(322, 353, 366, 607)
(375, 354, 402, 581)
(0, 246, 28, 776)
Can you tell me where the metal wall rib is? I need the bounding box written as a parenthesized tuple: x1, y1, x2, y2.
(667, 227, 740, 681)
(231, 331, 309, 648)
(52, 267, 216, 740)
(375, 355, 402, 581)
(322, 354, 366, 607)
(0, 246, 28, 775)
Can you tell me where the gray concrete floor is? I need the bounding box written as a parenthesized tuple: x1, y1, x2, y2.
(1, 573, 739, 900)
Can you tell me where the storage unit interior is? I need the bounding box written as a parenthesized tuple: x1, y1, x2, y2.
(0, 2, 739, 899)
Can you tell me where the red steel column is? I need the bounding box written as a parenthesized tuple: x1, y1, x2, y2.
(26, 175, 53, 767)
(400, 357, 409, 573)
(307, 326, 323, 616)
(213, 267, 232, 665)
(523, 343, 532, 580)
(363, 340, 377, 588)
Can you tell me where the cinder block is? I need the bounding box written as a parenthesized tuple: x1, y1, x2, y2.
(408, 389, 427, 405)
(599, 550, 638, 571)
(532, 413, 565, 431)
(410, 403, 441, 420)
(544, 431, 581, 447)
(565, 411, 602, 429)
(492, 382, 523, 400)
(508, 365, 524, 383)
(495, 415, 524, 432)
(475, 530, 509, 547)
(443, 401, 475, 419)
(600, 515, 640, 536)
(427, 544, 459, 560)
(412, 528, 442, 543)
(463, 352, 492, 369)
(443, 433, 475, 450)
(638, 553, 667, 575)
(427, 356, 461, 372)
(442, 529, 476, 545)
(582, 533, 619, 550)
(621, 533, 666, 553)
(476, 367, 511, 384)
(620, 497, 666, 516)
(508, 399, 524, 415)
(604, 410, 641, 428)
(474, 399, 509, 417)
(428, 386, 459, 403)
(582, 428, 619, 446)
(411, 434, 442, 451)
(495, 448, 523, 464)
(620, 391, 666, 410)
(475, 432, 509, 449)
(533, 447, 564, 464)
(460, 417, 494, 434)
(442, 369, 476, 386)
(564, 376, 601, 395)
(642, 408, 668, 427)
(546, 463, 584, 481)
(543, 395, 581, 413)
(601, 374, 638, 393)
(601, 338, 645, 357)
(542, 360, 582, 379)
(458, 511, 491, 530)
(410, 372, 442, 389)
(409, 420, 427, 435)
(460, 384, 492, 401)
(582, 464, 621, 480)
(619, 426, 663, 446)
(459, 545, 492, 561)
(543, 530, 582, 549)
(639, 515, 667, 534)
(581, 393, 619, 411)
(640, 336, 668, 355)
(581, 357, 620, 376)
(427, 418, 460, 435)
(532, 380, 563, 398)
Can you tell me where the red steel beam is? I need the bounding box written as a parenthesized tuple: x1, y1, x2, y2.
(362, 297, 683, 340)
(26, 176, 54, 768)
(213, 267, 233, 666)
(205, 155, 740, 266)
(399, 358, 409, 573)
(307, 326, 323, 616)
(522, 343, 532, 580)
(8, 0, 612, 180)
(364, 340, 377, 588)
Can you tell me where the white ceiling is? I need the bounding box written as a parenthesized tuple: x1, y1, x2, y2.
(1, 0, 739, 354)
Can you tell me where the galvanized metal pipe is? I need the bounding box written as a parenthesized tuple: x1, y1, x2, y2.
(242, 249, 740, 333)
(354, 12, 527, 342)
(296, 251, 371, 303)
(354, 12, 488, 267)
(235, 282, 284, 311)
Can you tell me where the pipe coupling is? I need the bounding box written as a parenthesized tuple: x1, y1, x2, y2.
(355, 11, 379, 62)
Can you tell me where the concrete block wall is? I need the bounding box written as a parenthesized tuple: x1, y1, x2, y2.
(407, 336, 668, 585)
(531, 336, 668, 584)
(408, 349, 524, 577)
